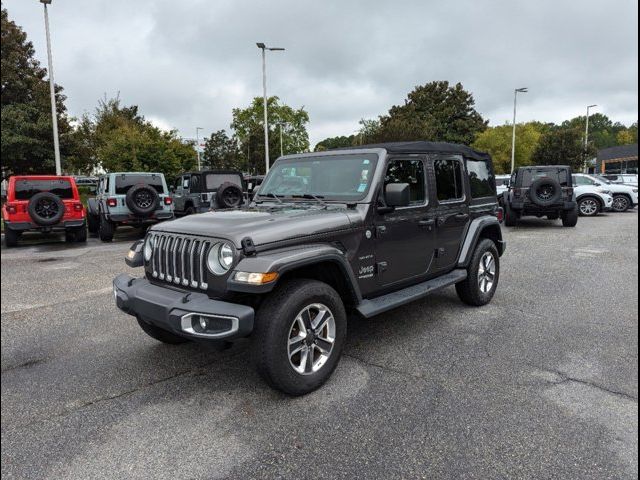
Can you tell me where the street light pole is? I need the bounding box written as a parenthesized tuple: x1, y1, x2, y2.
(195, 127, 203, 170)
(584, 104, 598, 172)
(510, 87, 528, 174)
(256, 43, 285, 174)
(41, 0, 61, 176)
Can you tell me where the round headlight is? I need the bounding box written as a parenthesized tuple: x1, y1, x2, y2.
(144, 235, 154, 261)
(219, 243, 234, 269)
(207, 242, 234, 275)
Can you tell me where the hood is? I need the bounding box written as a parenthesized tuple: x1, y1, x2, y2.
(151, 204, 355, 247)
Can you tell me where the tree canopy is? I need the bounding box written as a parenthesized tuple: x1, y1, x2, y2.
(202, 130, 240, 170)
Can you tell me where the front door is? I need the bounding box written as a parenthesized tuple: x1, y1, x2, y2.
(374, 156, 437, 288)
(431, 154, 470, 271)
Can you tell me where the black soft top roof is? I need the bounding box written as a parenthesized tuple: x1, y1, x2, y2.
(183, 169, 243, 176)
(333, 141, 491, 161)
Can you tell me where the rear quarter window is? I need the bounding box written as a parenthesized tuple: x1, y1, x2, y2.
(115, 175, 164, 194)
(14, 179, 74, 200)
(466, 159, 496, 198)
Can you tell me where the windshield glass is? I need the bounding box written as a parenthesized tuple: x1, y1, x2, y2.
(257, 154, 379, 201)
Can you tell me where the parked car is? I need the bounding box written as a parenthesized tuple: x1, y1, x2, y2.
(502, 166, 578, 227)
(495, 174, 510, 200)
(2, 175, 87, 247)
(573, 184, 614, 217)
(172, 170, 245, 215)
(113, 141, 506, 395)
(601, 174, 638, 187)
(87, 172, 173, 242)
(573, 173, 638, 212)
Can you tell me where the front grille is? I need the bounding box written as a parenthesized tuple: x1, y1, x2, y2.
(148, 233, 213, 290)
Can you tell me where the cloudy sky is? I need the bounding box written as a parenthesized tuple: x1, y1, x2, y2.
(4, 0, 638, 147)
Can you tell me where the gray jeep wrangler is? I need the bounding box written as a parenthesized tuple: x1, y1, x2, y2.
(172, 170, 245, 215)
(87, 172, 174, 242)
(114, 142, 506, 395)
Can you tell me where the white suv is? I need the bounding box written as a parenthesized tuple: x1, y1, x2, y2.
(573, 174, 638, 212)
(573, 184, 614, 216)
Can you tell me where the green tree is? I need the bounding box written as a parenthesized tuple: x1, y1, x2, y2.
(231, 96, 310, 174)
(202, 130, 241, 169)
(369, 81, 487, 144)
(472, 122, 545, 173)
(531, 126, 595, 171)
(1, 7, 75, 175)
(314, 135, 357, 151)
(561, 113, 627, 150)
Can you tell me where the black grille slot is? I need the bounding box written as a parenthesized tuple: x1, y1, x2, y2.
(149, 233, 212, 290)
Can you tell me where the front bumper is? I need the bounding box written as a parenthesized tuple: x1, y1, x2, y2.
(113, 274, 254, 341)
(602, 194, 614, 211)
(4, 219, 85, 231)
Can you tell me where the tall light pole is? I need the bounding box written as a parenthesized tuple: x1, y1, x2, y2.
(510, 87, 528, 174)
(40, 0, 61, 175)
(256, 43, 285, 174)
(584, 104, 598, 172)
(195, 127, 203, 170)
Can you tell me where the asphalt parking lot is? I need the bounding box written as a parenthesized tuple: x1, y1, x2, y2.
(1, 212, 638, 480)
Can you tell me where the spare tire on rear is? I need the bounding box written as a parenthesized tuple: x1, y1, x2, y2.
(529, 177, 562, 207)
(125, 184, 159, 217)
(216, 182, 243, 209)
(28, 192, 65, 226)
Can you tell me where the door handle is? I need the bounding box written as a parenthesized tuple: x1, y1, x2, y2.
(418, 219, 435, 227)
(455, 213, 469, 222)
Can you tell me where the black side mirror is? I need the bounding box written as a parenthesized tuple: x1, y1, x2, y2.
(385, 183, 410, 208)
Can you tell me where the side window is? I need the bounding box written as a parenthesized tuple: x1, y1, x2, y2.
(384, 159, 426, 205)
(182, 176, 190, 189)
(190, 175, 200, 192)
(466, 159, 496, 198)
(104, 176, 110, 194)
(574, 175, 591, 186)
(434, 158, 464, 202)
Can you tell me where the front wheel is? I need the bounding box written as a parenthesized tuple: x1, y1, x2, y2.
(99, 215, 115, 242)
(456, 238, 500, 307)
(578, 197, 600, 217)
(252, 279, 347, 396)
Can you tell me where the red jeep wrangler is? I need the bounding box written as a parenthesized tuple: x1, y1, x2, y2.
(2, 175, 87, 247)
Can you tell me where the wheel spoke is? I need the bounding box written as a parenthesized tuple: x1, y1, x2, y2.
(305, 346, 315, 373)
(314, 314, 333, 336)
(315, 337, 333, 354)
(310, 308, 328, 330)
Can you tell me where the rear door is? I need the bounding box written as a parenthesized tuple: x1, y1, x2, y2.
(430, 154, 470, 271)
(374, 156, 437, 288)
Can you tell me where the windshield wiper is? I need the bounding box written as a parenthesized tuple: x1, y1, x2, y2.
(255, 192, 283, 204)
(291, 193, 328, 207)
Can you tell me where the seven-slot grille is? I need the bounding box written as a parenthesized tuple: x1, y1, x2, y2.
(148, 233, 213, 290)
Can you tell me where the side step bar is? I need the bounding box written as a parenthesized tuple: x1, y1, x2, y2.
(355, 269, 468, 318)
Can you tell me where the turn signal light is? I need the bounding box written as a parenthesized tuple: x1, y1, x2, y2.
(6, 204, 17, 214)
(234, 271, 279, 285)
(107, 198, 118, 207)
(164, 196, 173, 205)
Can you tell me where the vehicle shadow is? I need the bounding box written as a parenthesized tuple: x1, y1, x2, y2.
(1, 226, 146, 251)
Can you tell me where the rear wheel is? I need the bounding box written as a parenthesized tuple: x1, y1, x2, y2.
(184, 205, 195, 215)
(612, 195, 630, 212)
(578, 197, 600, 217)
(99, 215, 115, 242)
(562, 206, 579, 227)
(504, 201, 518, 227)
(456, 239, 500, 307)
(136, 317, 188, 344)
(74, 224, 87, 242)
(4, 228, 19, 247)
(252, 279, 347, 395)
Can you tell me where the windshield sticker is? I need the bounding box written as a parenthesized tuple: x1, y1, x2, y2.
(363, 159, 370, 165)
(357, 183, 367, 193)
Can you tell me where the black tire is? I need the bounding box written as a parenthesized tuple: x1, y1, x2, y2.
(562, 205, 579, 227)
(136, 317, 188, 344)
(87, 213, 99, 234)
(65, 229, 75, 243)
(251, 279, 347, 396)
(504, 200, 518, 227)
(528, 177, 562, 207)
(28, 192, 65, 226)
(125, 184, 159, 217)
(612, 194, 631, 212)
(184, 205, 195, 215)
(4, 228, 19, 247)
(74, 224, 87, 242)
(456, 238, 500, 307)
(216, 182, 243, 209)
(577, 197, 600, 217)
(99, 215, 115, 242)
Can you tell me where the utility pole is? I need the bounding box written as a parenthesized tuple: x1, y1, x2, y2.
(41, 0, 61, 175)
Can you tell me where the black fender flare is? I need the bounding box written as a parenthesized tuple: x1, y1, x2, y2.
(227, 243, 362, 302)
(457, 217, 505, 268)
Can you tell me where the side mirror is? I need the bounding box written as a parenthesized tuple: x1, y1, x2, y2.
(385, 183, 410, 208)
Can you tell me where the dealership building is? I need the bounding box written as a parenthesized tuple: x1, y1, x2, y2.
(595, 144, 638, 174)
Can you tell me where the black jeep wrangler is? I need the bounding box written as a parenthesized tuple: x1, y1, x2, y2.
(502, 166, 578, 227)
(114, 142, 506, 395)
(172, 170, 245, 215)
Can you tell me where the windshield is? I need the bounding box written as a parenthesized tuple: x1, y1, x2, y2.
(257, 154, 379, 202)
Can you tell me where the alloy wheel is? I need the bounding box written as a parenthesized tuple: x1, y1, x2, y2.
(287, 303, 336, 375)
(579, 199, 598, 216)
(477, 251, 496, 293)
(35, 198, 59, 219)
(612, 196, 629, 212)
